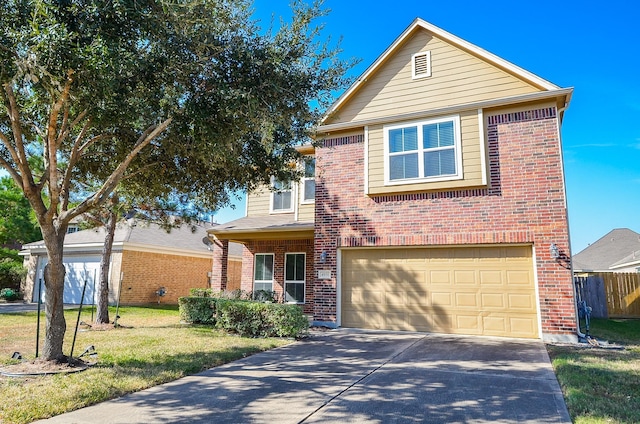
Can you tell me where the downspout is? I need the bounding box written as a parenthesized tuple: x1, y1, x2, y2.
(556, 98, 585, 341)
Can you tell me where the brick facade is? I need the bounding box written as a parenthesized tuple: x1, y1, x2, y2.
(213, 239, 315, 314)
(119, 249, 211, 304)
(313, 106, 576, 338)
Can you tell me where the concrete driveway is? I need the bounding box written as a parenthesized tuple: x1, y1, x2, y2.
(36, 329, 570, 424)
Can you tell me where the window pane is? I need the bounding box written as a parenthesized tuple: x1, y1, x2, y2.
(389, 127, 417, 153)
(304, 158, 315, 177)
(255, 282, 273, 292)
(254, 255, 265, 281)
(438, 121, 454, 147)
(273, 191, 292, 210)
(286, 254, 305, 281)
(263, 255, 274, 280)
(273, 179, 291, 191)
(304, 179, 315, 201)
(285, 255, 295, 281)
(424, 148, 456, 177)
(295, 254, 305, 280)
(390, 153, 419, 180)
(255, 254, 274, 281)
(423, 124, 439, 149)
(285, 282, 304, 303)
(423, 121, 454, 149)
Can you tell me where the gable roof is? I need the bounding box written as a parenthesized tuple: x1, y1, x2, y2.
(320, 18, 572, 131)
(572, 228, 640, 272)
(21, 221, 215, 257)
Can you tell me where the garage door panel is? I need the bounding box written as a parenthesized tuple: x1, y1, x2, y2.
(507, 293, 535, 309)
(455, 293, 478, 307)
(453, 270, 476, 285)
(481, 293, 505, 308)
(430, 270, 451, 285)
(431, 292, 452, 306)
(407, 291, 430, 306)
(341, 246, 538, 338)
(479, 270, 503, 285)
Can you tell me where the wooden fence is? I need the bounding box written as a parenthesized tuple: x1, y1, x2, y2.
(575, 272, 640, 318)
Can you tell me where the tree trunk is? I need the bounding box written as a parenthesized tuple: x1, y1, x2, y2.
(95, 196, 118, 324)
(41, 229, 67, 361)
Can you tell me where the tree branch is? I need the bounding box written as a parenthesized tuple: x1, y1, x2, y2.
(63, 117, 173, 222)
(60, 118, 92, 211)
(45, 70, 74, 220)
(2, 83, 32, 187)
(56, 109, 87, 148)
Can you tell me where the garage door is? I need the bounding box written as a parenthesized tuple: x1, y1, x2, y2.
(33, 256, 100, 305)
(341, 245, 538, 338)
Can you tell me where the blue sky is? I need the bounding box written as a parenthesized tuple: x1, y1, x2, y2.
(214, 0, 640, 254)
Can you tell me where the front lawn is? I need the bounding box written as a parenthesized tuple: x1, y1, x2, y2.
(0, 305, 291, 424)
(547, 318, 640, 424)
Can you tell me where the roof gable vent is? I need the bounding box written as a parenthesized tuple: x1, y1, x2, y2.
(412, 51, 431, 79)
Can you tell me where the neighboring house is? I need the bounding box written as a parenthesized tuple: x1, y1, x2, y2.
(21, 222, 220, 305)
(210, 18, 576, 342)
(572, 228, 640, 274)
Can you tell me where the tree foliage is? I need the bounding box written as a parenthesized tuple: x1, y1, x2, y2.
(0, 176, 42, 248)
(0, 0, 353, 360)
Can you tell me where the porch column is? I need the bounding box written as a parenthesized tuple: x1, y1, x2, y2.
(210, 237, 228, 291)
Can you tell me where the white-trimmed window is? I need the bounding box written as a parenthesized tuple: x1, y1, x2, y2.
(253, 253, 274, 292)
(270, 178, 293, 213)
(284, 253, 305, 303)
(384, 116, 462, 184)
(301, 156, 315, 203)
(412, 51, 431, 79)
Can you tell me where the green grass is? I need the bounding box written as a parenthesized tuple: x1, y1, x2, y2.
(547, 318, 640, 424)
(0, 305, 291, 424)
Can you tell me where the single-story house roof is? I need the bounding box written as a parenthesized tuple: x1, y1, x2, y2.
(209, 214, 314, 241)
(572, 228, 640, 272)
(21, 221, 216, 258)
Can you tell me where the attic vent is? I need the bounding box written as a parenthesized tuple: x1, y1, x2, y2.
(412, 51, 431, 79)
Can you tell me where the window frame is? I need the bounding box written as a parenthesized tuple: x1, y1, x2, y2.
(284, 252, 306, 304)
(300, 156, 315, 204)
(253, 253, 274, 293)
(383, 115, 463, 185)
(269, 177, 295, 213)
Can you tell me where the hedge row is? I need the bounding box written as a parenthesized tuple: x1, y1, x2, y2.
(178, 296, 309, 338)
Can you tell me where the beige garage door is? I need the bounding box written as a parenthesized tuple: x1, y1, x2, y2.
(341, 245, 538, 338)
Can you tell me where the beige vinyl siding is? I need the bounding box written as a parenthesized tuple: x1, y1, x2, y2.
(246, 184, 315, 222)
(329, 29, 539, 125)
(298, 202, 314, 222)
(368, 109, 484, 195)
(246, 187, 272, 216)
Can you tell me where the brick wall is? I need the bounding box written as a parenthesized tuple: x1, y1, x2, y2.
(119, 249, 211, 304)
(314, 106, 576, 337)
(237, 239, 315, 314)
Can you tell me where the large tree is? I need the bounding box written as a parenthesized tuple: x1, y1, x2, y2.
(0, 0, 351, 361)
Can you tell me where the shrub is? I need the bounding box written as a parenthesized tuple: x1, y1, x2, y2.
(0, 287, 21, 302)
(178, 296, 217, 324)
(178, 294, 309, 338)
(0, 258, 25, 292)
(265, 304, 310, 338)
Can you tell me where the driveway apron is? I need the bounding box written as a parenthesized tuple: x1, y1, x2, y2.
(36, 329, 570, 424)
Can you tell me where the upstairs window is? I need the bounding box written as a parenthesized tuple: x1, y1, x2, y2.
(302, 156, 315, 203)
(385, 116, 462, 184)
(271, 178, 293, 213)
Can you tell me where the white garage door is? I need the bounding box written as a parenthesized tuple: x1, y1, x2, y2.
(341, 245, 538, 338)
(33, 256, 101, 305)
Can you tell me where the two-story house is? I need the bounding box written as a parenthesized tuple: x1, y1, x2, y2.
(209, 18, 577, 342)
